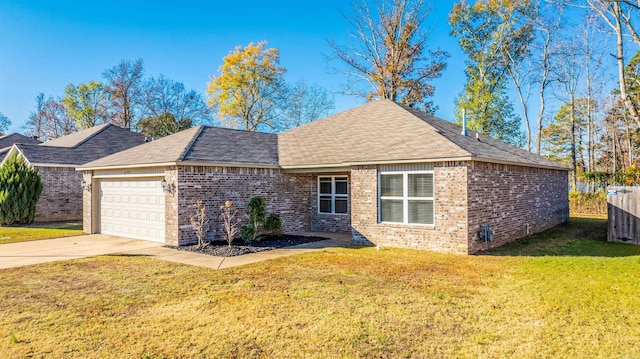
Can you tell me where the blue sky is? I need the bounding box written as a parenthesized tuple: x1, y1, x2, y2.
(1, 0, 494, 134)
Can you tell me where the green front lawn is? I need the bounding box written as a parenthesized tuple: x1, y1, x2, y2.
(1, 216, 639, 358)
(0, 224, 84, 244)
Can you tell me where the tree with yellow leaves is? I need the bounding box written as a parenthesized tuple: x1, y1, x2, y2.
(207, 41, 286, 131)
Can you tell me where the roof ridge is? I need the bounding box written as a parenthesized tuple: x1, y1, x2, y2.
(389, 101, 473, 156)
(69, 123, 112, 148)
(0, 133, 17, 140)
(177, 125, 206, 161)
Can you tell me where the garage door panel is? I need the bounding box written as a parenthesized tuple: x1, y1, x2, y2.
(98, 178, 165, 243)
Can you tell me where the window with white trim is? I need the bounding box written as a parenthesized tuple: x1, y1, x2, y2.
(379, 172, 434, 225)
(318, 176, 348, 214)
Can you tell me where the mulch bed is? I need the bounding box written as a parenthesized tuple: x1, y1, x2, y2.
(165, 234, 329, 257)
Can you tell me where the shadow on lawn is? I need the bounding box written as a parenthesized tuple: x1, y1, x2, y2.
(483, 216, 640, 258)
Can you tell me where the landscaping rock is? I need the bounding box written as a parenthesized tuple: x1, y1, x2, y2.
(165, 234, 328, 257)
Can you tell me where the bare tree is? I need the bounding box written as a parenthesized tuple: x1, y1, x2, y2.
(532, 6, 564, 154)
(554, 38, 584, 189)
(25, 93, 45, 140)
(138, 76, 211, 138)
(278, 80, 335, 131)
(220, 200, 240, 248)
(580, 11, 609, 173)
(502, 45, 535, 151)
(189, 200, 210, 249)
(103, 59, 144, 130)
(583, 0, 640, 125)
(329, 0, 448, 113)
(42, 98, 77, 140)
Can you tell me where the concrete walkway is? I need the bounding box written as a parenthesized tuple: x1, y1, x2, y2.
(0, 234, 163, 269)
(124, 232, 352, 270)
(0, 232, 352, 270)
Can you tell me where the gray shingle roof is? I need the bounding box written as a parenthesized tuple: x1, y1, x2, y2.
(41, 124, 109, 147)
(80, 126, 279, 168)
(0, 133, 41, 152)
(80, 100, 568, 171)
(278, 100, 568, 170)
(10, 124, 147, 166)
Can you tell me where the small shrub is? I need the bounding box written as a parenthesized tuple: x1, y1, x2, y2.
(241, 196, 266, 242)
(189, 200, 210, 249)
(220, 200, 240, 247)
(0, 153, 43, 225)
(263, 213, 283, 236)
(240, 224, 257, 243)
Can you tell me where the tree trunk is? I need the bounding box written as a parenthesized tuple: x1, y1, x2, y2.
(614, 2, 640, 126)
(570, 92, 578, 190)
(516, 88, 531, 152)
(537, 84, 545, 155)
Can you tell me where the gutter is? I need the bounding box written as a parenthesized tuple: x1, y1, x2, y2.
(77, 156, 569, 173)
(77, 160, 280, 171)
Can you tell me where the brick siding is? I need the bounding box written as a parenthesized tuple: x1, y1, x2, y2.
(175, 166, 313, 245)
(310, 174, 351, 232)
(350, 163, 470, 254)
(35, 166, 83, 222)
(82, 171, 93, 233)
(82, 161, 568, 253)
(350, 161, 569, 254)
(466, 161, 569, 253)
(164, 167, 180, 246)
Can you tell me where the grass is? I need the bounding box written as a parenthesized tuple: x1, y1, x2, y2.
(0, 224, 83, 244)
(1, 215, 639, 358)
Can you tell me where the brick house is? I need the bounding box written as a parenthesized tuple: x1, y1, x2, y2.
(2, 124, 147, 222)
(79, 100, 569, 254)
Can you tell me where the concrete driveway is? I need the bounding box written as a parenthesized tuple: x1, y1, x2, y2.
(0, 234, 163, 269)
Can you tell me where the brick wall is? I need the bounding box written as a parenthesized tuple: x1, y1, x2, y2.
(176, 166, 314, 245)
(164, 167, 180, 246)
(466, 161, 569, 253)
(310, 174, 351, 232)
(350, 161, 569, 255)
(35, 166, 83, 222)
(82, 171, 92, 233)
(350, 163, 470, 254)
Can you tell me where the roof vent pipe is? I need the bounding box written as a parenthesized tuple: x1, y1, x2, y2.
(461, 109, 468, 137)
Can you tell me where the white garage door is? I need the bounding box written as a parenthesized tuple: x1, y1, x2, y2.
(98, 178, 165, 243)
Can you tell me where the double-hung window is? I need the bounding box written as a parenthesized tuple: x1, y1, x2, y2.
(379, 172, 434, 225)
(318, 176, 348, 214)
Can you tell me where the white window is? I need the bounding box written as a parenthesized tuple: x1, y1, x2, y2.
(379, 172, 434, 225)
(318, 176, 348, 214)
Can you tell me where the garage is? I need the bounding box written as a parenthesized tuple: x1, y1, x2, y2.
(97, 178, 166, 243)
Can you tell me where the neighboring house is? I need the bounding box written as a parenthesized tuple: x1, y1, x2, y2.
(2, 124, 148, 222)
(0, 133, 41, 157)
(78, 100, 570, 254)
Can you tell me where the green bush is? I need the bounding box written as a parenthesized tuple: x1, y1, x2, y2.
(241, 196, 267, 242)
(0, 153, 43, 225)
(264, 213, 283, 236)
(569, 190, 607, 215)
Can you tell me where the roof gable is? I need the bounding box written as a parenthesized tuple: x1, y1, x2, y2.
(81, 126, 280, 169)
(80, 126, 202, 168)
(10, 124, 148, 166)
(277, 100, 470, 167)
(0, 133, 41, 151)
